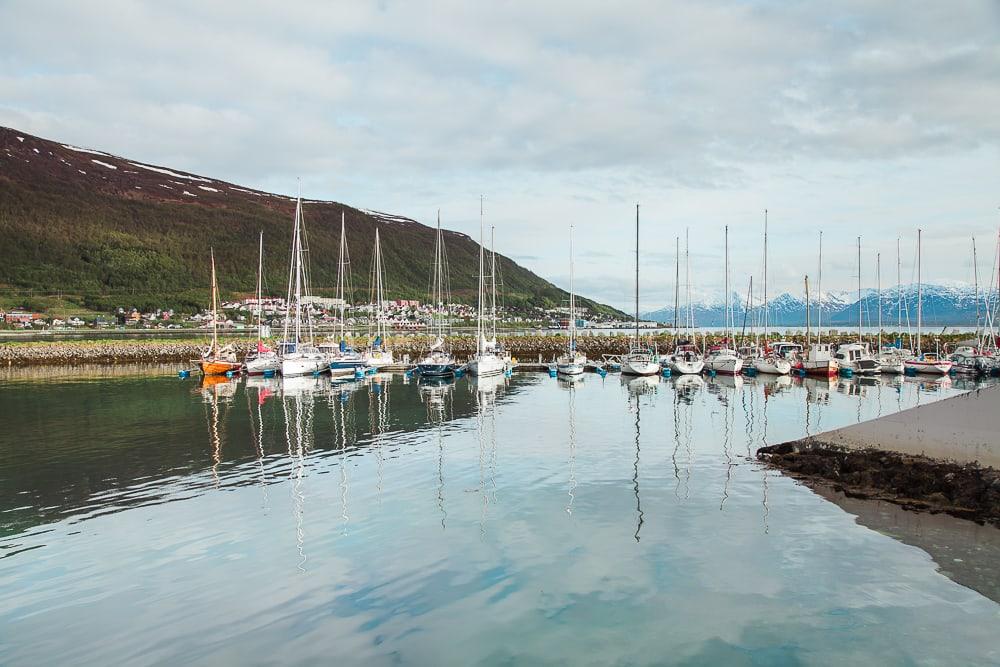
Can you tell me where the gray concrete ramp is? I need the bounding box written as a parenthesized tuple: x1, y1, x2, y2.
(790, 385, 1000, 467)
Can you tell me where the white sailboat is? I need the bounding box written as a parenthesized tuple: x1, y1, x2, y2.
(835, 237, 879, 375)
(905, 229, 953, 375)
(556, 226, 586, 376)
(468, 197, 507, 377)
(363, 227, 394, 369)
(667, 229, 705, 375)
(878, 237, 908, 373)
(705, 225, 743, 375)
(622, 204, 660, 376)
(326, 212, 366, 375)
(280, 197, 327, 377)
(417, 211, 456, 377)
(245, 232, 280, 375)
(750, 210, 790, 375)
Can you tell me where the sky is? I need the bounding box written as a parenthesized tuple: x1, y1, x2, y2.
(2, 1, 999, 312)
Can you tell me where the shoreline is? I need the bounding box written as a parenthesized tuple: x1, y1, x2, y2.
(757, 441, 1000, 526)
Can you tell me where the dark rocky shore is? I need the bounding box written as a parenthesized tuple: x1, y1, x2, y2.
(758, 440, 1000, 525)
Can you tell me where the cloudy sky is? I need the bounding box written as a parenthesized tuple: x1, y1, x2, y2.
(2, 1, 999, 311)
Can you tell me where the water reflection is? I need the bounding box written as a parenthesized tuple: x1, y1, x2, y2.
(3, 368, 1000, 664)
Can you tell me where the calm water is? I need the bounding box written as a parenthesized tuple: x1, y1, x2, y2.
(1, 366, 999, 665)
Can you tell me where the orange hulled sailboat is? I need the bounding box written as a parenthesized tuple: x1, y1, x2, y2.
(196, 249, 242, 376)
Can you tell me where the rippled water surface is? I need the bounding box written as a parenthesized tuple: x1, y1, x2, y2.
(2, 367, 999, 665)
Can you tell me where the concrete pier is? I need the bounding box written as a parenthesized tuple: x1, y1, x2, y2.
(781, 385, 1000, 467)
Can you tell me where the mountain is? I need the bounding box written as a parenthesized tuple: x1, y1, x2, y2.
(0, 127, 622, 316)
(642, 284, 999, 327)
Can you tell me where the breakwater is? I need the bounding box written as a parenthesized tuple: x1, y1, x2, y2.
(0, 331, 966, 367)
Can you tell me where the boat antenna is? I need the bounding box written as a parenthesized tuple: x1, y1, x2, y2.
(635, 203, 640, 347)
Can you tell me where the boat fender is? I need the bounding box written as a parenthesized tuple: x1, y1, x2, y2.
(596, 368, 607, 378)
(263, 369, 275, 378)
(178, 369, 191, 379)
(548, 368, 557, 378)
(354, 368, 364, 380)
(226, 370, 234, 378)
(707, 369, 717, 377)
(313, 370, 322, 378)
(661, 368, 671, 378)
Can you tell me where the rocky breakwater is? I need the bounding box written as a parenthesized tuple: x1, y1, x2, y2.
(1, 340, 256, 367)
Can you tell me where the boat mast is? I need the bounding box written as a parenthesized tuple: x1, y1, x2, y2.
(293, 199, 302, 346)
(817, 230, 823, 344)
(673, 236, 680, 331)
(337, 212, 346, 343)
(973, 236, 980, 343)
(478, 195, 485, 355)
(917, 229, 922, 354)
(490, 225, 497, 343)
(569, 225, 576, 352)
(857, 236, 862, 345)
(256, 232, 264, 347)
(635, 203, 640, 347)
(685, 227, 692, 330)
(877, 251, 882, 351)
(724, 225, 730, 343)
(896, 236, 908, 344)
(805, 275, 811, 347)
(372, 228, 384, 343)
(210, 247, 218, 355)
(762, 210, 768, 346)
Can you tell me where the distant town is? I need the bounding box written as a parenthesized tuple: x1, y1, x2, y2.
(0, 297, 659, 333)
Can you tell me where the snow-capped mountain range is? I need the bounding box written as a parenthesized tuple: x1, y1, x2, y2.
(642, 283, 999, 327)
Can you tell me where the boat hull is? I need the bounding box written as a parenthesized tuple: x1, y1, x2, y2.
(705, 356, 743, 375)
(802, 360, 839, 377)
(281, 354, 327, 377)
(904, 359, 953, 375)
(198, 360, 242, 376)
(245, 354, 279, 375)
(752, 357, 791, 375)
(622, 360, 660, 376)
(469, 354, 506, 377)
(556, 363, 585, 376)
(668, 359, 704, 375)
(417, 363, 455, 377)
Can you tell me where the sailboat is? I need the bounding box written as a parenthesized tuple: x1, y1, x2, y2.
(877, 242, 906, 373)
(704, 225, 743, 375)
(363, 228, 394, 369)
(904, 229, 953, 375)
(667, 229, 705, 375)
(326, 212, 367, 375)
(279, 197, 327, 377)
(556, 225, 586, 375)
(468, 197, 507, 377)
(416, 211, 457, 377)
(750, 210, 791, 375)
(245, 232, 280, 375)
(622, 204, 660, 376)
(801, 273, 839, 377)
(834, 237, 879, 375)
(196, 249, 242, 375)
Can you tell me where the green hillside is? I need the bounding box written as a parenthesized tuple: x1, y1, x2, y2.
(0, 127, 622, 317)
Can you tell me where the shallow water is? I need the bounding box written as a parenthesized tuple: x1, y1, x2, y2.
(1, 368, 999, 665)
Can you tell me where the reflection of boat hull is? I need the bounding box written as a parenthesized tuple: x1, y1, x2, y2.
(198, 359, 242, 376)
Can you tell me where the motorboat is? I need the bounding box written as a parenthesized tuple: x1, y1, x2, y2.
(834, 343, 880, 375)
